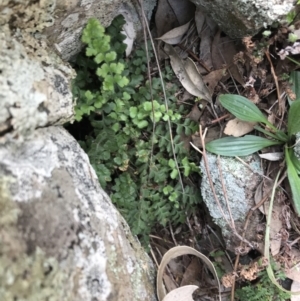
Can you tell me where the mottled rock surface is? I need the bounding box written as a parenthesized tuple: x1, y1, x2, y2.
(190, 0, 294, 38)
(0, 31, 75, 141)
(0, 126, 157, 301)
(200, 153, 263, 252)
(0, 1, 157, 300)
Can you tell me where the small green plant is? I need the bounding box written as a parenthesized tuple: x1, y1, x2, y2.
(235, 269, 290, 301)
(71, 16, 201, 243)
(209, 250, 226, 278)
(205, 93, 300, 215)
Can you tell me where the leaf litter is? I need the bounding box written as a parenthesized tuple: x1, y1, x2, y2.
(145, 0, 300, 299)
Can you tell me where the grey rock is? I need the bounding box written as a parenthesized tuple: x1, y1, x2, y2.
(200, 153, 263, 251)
(189, 0, 294, 38)
(43, 0, 156, 61)
(294, 132, 300, 160)
(0, 31, 75, 142)
(0, 126, 157, 301)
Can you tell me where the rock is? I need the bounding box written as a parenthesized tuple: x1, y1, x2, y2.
(0, 30, 75, 142)
(200, 153, 263, 252)
(294, 133, 300, 159)
(0, 126, 157, 301)
(189, 0, 294, 38)
(0, 2, 158, 300)
(0, 0, 156, 61)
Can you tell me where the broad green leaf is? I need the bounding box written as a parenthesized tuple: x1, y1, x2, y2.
(288, 100, 300, 137)
(219, 94, 269, 124)
(254, 125, 288, 142)
(205, 135, 282, 156)
(285, 146, 300, 215)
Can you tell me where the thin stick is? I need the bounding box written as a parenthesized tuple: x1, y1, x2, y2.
(138, 0, 185, 192)
(197, 127, 254, 248)
(217, 155, 235, 229)
(265, 49, 284, 116)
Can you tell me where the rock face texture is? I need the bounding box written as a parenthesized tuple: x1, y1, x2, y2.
(190, 0, 294, 38)
(0, 127, 156, 301)
(1, 0, 156, 61)
(0, 1, 157, 301)
(200, 153, 263, 252)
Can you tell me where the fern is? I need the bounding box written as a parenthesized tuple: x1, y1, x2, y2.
(70, 16, 201, 244)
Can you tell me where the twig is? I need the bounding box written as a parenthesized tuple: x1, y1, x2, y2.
(194, 127, 254, 249)
(140, 0, 155, 165)
(138, 0, 185, 192)
(231, 168, 287, 301)
(217, 155, 235, 229)
(265, 49, 284, 116)
(169, 223, 178, 246)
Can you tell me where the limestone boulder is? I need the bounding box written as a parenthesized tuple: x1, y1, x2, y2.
(190, 0, 294, 38)
(0, 126, 157, 301)
(200, 153, 263, 252)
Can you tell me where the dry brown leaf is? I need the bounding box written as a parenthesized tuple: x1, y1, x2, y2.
(157, 246, 221, 301)
(258, 152, 283, 161)
(212, 33, 245, 86)
(195, 7, 205, 34)
(155, 0, 179, 37)
(157, 21, 191, 45)
(180, 257, 202, 287)
(167, 0, 195, 25)
(164, 44, 211, 101)
(203, 69, 225, 95)
(192, 127, 220, 148)
(163, 273, 178, 294)
(186, 104, 202, 122)
(285, 249, 300, 282)
(224, 118, 256, 137)
(197, 13, 217, 71)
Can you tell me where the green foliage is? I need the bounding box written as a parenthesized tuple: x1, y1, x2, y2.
(206, 93, 300, 215)
(235, 269, 290, 301)
(71, 16, 201, 243)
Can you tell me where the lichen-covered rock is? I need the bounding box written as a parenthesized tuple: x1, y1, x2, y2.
(294, 132, 300, 159)
(0, 31, 75, 141)
(0, 126, 157, 301)
(190, 0, 294, 38)
(45, 0, 156, 61)
(200, 153, 263, 252)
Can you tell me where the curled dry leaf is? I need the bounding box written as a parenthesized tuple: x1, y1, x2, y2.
(157, 21, 191, 45)
(224, 118, 256, 137)
(157, 246, 221, 301)
(292, 281, 300, 301)
(259, 152, 284, 161)
(164, 44, 211, 102)
(162, 285, 198, 301)
(203, 69, 225, 95)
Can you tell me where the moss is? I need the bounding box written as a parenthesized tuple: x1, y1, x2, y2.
(0, 179, 72, 301)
